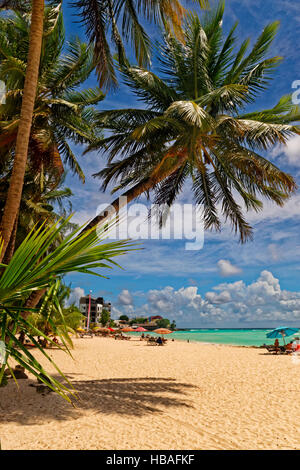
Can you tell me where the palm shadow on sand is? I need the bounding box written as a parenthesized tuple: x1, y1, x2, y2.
(0, 376, 197, 425)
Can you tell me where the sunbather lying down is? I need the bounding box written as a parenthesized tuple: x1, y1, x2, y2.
(264, 340, 295, 354)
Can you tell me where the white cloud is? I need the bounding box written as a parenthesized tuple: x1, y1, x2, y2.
(67, 287, 85, 307)
(271, 135, 300, 167)
(111, 271, 300, 327)
(118, 289, 133, 306)
(205, 290, 232, 304)
(217, 259, 242, 277)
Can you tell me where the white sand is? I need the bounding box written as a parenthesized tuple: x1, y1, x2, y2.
(1, 337, 300, 450)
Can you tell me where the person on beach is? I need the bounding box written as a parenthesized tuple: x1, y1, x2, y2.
(156, 337, 163, 345)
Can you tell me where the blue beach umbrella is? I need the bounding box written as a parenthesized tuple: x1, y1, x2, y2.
(266, 326, 299, 345)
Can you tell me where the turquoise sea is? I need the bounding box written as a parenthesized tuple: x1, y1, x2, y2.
(130, 328, 300, 347)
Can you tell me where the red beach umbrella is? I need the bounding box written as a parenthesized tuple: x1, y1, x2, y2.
(135, 327, 148, 332)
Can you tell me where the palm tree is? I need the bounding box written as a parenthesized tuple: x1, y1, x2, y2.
(0, 217, 135, 397)
(0, 5, 104, 261)
(0, 0, 194, 264)
(0, 170, 75, 258)
(0, 0, 30, 11)
(71, 0, 206, 90)
(87, 2, 300, 241)
(25, 279, 81, 349)
(0, 0, 45, 262)
(0, 9, 103, 183)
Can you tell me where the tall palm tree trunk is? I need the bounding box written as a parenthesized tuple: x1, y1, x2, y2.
(0, 0, 44, 262)
(2, 212, 18, 265)
(83, 155, 187, 232)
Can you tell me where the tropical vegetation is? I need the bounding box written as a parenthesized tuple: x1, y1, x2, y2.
(99, 308, 111, 327)
(88, 2, 300, 241)
(0, 7, 104, 261)
(0, 218, 134, 397)
(0, 0, 192, 264)
(0, 8, 102, 182)
(26, 281, 84, 347)
(0, 0, 299, 405)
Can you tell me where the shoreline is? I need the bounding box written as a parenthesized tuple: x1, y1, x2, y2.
(129, 332, 272, 349)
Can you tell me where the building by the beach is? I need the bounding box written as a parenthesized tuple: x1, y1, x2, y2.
(149, 315, 163, 322)
(79, 296, 111, 325)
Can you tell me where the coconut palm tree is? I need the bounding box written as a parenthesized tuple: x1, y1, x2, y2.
(0, 9, 103, 183)
(0, 217, 135, 398)
(71, 0, 206, 90)
(0, 170, 75, 260)
(0, 0, 195, 264)
(0, 4, 104, 261)
(0, 0, 30, 11)
(87, 2, 300, 242)
(25, 279, 80, 349)
(0, 0, 45, 262)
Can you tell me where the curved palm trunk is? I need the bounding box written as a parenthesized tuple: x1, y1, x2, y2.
(15, 288, 46, 343)
(3, 213, 18, 265)
(0, 0, 44, 262)
(21, 288, 46, 320)
(20, 154, 176, 325)
(83, 154, 187, 232)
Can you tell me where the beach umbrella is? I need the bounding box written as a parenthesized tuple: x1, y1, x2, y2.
(266, 326, 299, 345)
(135, 327, 148, 332)
(153, 328, 172, 335)
(76, 327, 85, 333)
(121, 327, 135, 332)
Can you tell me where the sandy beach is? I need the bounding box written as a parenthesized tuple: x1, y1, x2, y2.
(1, 337, 300, 450)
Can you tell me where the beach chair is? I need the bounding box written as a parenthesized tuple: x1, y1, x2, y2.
(80, 331, 93, 338)
(264, 344, 292, 355)
(147, 338, 157, 346)
(264, 345, 276, 353)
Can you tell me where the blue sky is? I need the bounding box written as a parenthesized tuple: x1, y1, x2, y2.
(63, 0, 300, 327)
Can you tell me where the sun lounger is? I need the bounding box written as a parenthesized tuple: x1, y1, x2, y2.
(264, 345, 277, 353)
(79, 332, 93, 338)
(264, 344, 293, 354)
(147, 338, 157, 346)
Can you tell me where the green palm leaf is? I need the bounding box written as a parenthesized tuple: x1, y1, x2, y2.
(0, 218, 136, 398)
